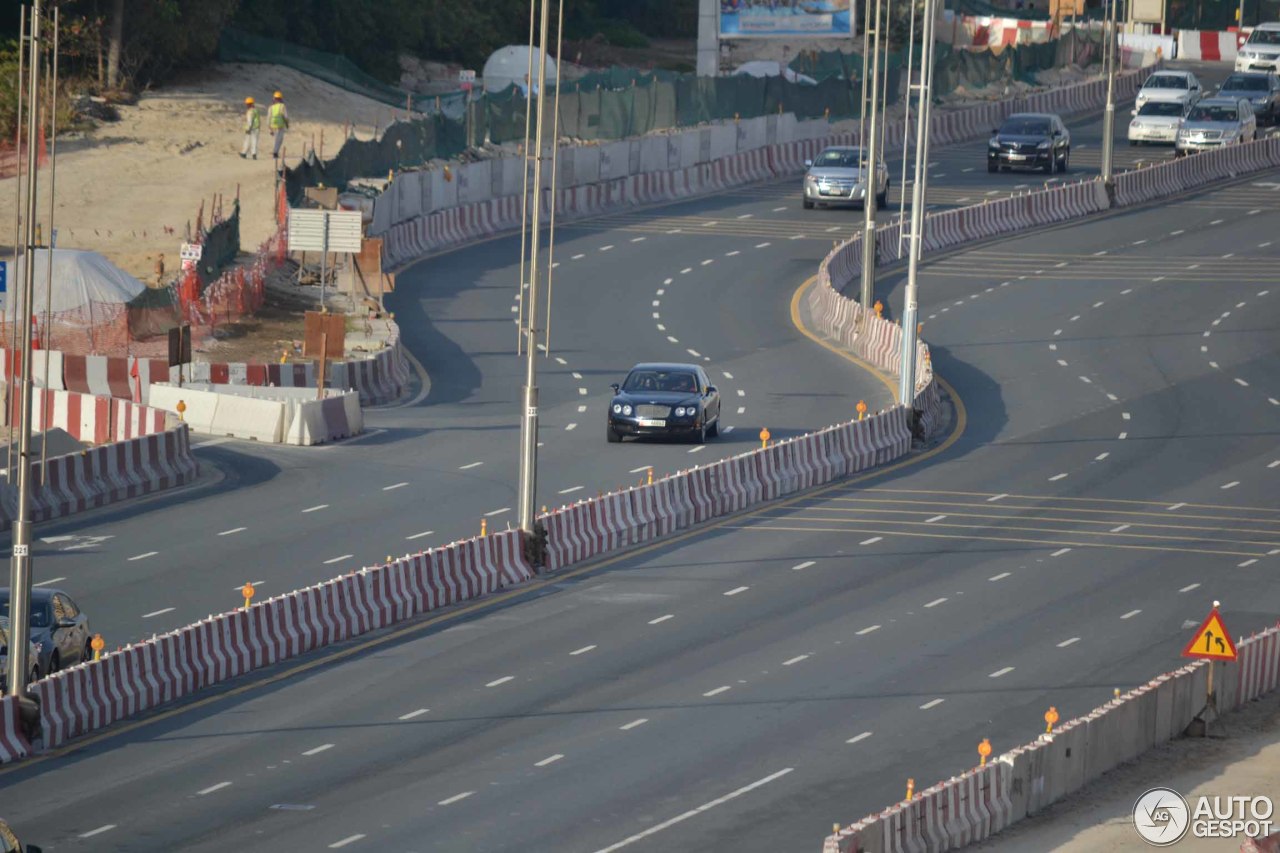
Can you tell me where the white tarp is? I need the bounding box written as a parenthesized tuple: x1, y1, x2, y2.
(5, 248, 145, 317)
(482, 46, 558, 95)
(733, 61, 818, 86)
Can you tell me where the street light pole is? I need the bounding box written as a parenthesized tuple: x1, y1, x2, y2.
(516, 0, 553, 535)
(1100, 0, 1119, 185)
(859, 0, 883, 309)
(899, 0, 938, 408)
(6, 0, 43, 699)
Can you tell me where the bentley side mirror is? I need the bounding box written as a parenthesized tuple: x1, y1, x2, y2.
(803, 159, 812, 167)
(610, 383, 620, 393)
(706, 385, 717, 395)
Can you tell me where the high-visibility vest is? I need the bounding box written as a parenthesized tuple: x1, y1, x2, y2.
(245, 106, 261, 131)
(269, 102, 288, 130)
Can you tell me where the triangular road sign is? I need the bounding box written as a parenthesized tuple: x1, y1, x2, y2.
(1181, 609, 1238, 662)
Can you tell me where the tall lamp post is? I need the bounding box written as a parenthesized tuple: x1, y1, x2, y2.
(1100, 0, 1120, 185)
(859, 0, 884, 309)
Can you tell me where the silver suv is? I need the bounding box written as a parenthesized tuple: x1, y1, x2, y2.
(1175, 97, 1258, 155)
(1217, 72, 1280, 125)
(802, 146, 889, 210)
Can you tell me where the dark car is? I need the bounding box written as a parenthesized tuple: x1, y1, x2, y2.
(0, 617, 42, 694)
(0, 817, 42, 852)
(607, 363, 721, 444)
(0, 587, 92, 676)
(1217, 71, 1280, 124)
(987, 112, 1071, 174)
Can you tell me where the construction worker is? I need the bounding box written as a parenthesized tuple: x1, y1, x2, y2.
(240, 96, 260, 159)
(269, 90, 290, 160)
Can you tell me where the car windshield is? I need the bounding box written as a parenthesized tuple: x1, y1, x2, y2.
(623, 370, 699, 394)
(1145, 75, 1188, 89)
(813, 149, 867, 168)
(0, 594, 50, 629)
(1000, 118, 1051, 135)
(1222, 75, 1268, 91)
(1187, 105, 1238, 122)
(1247, 30, 1280, 45)
(1138, 102, 1184, 117)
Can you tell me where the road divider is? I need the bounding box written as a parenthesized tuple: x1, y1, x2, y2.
(148, 383, 362, 446)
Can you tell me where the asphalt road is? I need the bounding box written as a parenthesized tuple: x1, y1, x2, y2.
(2, 145, 1276, 850)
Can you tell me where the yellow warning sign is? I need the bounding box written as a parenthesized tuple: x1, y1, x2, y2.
(1181, 609, 1238, 662)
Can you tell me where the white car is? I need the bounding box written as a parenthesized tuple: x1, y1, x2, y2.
(1236, 22, 1280, 73)
(1128, 100, 1186, 145)
(1135, 70, 1203, 111)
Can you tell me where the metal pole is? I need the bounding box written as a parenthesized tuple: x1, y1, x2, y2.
(7, 5, 27, 483)
(7, 0, 43, 699)
(517, 0, 552, 535)
(898, 0, 919, 258)
(39, 6, 59, 482)
(899, 0, 938, 408)
(859, 0, 883, 308)
(543, 0, 565, 358)
(858, 0, 871, 150)
(320, 216, 328, 311)
(515, 0, 538, 356)
(1101, 0, 1118, 185)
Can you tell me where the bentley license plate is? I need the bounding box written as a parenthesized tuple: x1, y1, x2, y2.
(1008, 154, 1027, 161)
(638, 418, 666, 427)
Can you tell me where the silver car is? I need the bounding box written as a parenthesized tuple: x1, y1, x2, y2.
(1128, 100, 1186, 146)
(1175, 97, 1258, 155)
(1216, 72, 1280, 125)
(1135, 70, 1202, 111)
(1236, 22, 1280, 73)
(802, 146, 889, 210)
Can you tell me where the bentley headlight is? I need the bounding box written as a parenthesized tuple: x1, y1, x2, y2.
(612, 403, 622, 414)
(622, 404, 633, 416)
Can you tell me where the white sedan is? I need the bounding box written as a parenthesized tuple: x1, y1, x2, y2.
(1129, 101, 1186, 145)
(1135, 70, 1203, 111)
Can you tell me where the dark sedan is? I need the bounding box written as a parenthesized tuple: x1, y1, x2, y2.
(607, 363, 721, 444)
(987, 112, 1071, 173)
(0, 617, 42, 693)
(0, 587, 92, 676)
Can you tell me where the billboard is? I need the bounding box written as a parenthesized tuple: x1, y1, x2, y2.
(720, 0, 853, 38)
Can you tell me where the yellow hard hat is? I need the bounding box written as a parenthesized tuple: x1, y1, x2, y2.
(273, 91, 283, 99)
(245, 96, 254, 105)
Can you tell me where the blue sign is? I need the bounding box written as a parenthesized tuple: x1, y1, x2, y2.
(0, 260, 6, 293)
(720, 0, 852, 38)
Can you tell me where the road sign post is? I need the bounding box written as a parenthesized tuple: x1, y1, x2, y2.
(1182, 602, 1237, 737)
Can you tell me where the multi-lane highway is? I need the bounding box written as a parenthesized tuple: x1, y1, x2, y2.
(3, 63, 1277, 849)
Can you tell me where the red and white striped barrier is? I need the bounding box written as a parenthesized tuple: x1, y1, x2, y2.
(1236, 624, 1280, 705)
(0, 696, 30, 763)
(1177, 29, 1240, 61)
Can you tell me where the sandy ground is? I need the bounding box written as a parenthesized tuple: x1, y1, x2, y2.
(974, 689, 1280, 852)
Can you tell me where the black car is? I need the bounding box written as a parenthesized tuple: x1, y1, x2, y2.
(607, 363, 722, 444)
(0, 617, 41, 693)
(0, 587, 92, 676)
(987, 112, 1071, 173)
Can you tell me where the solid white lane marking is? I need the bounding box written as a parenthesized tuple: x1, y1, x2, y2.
(860, 537, 882, 545)
(329, 836, 367, 849)
(128, 551, 158, 561)
(302, 744, 334, 756)
(1167, 503, 1186, 510)
(459, 461, 483, 470)
(1239, 559, 1258, 567)
(406, 530, 434, 540)
(302, 504, 329, 512)
(142, 608, 175, 619)
(704, 686, 732, 697)
(383, 482, 409, 491)
(438, 792, 474, 806)
(218, 527, 247, 536)
(1221, 481, 1240, 490)
(792, 561, 815, 571)
(988, 493, 1008, 502)
(1111, 524, 1131, 533)
(485, 507, 511, 516)
(559, 486, 584, 495)
(192, 437, 236, 449)
(591, 769, 794, 853)
(1057, 637, 1081, 648)
(783, 655, 809, 666)
(1051, 548, 1072, 557)
(724, 586, 749, 596)
(1121, 609, 1142, 620)
(486, 676, 514, 687)
(1049, 473, 1069, 481)
(1180, 583, 1200, 593)
(989, 667, 1015, 678)
(649, 614, 674, 625)
(33, 577, 67, 587)
(924, 597, 947, 608)
(920, 699, 945, 710)
(847, 731, 874, 744)
(1096, 452, 1110, 461)
(570, 645, 597, 656)
(323, 554, 352, 565)
(198, 782, 232, 795)
(620, 718, 648, 730)
(989, 572, 1011, 581)
(536, 754, 565, 767)
(80, 826, 117, 839)
(399, 709, 430, 720)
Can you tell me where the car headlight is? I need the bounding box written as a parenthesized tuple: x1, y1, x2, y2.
(612, 403, 622, 414)
(623, 404, 633, 416)
(1037, 140, 1050, 149)
(674, 407, 686, 417)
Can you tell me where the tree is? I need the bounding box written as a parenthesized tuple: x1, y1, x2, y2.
(106, 0, 123, 89)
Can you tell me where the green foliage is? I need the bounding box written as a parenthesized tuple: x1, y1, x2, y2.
(593, 20, 652, 49)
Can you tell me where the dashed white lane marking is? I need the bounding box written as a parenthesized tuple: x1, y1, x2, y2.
(80, 826, 117, 839)
(486, 676, 514, 687)
(1049, 344, 1057, 351)
(128, 551, 158, 561)
(664, 277, 674, 285)
(702, 221, 718, 227)
(1092, 301, 1105, 308)
(847, 731, 874, 744)
(143, 607, 175, 619)
(737, 389, 746, 397)
(788, 234, 805, 240)
(792, 561, 815, 571)
(1180, 583, 1201, 593)
(704, 686, 732, 697)
(570, 645, 597, 656)
(1133, 239, 1147, 245)
(399, 709, 430, 720)
(1221, 481, 1240, 490)
(383, 482, 409, 491)
(667, 228, 682, 234)
(737, 213, 754, 220)
(924, 597, 948, 608)
(1111, 524, 1131, 533)
(1209, 361, 1221, 369)
(1167, 502, 1187, 510)
(572, 253, 585, 260)
(1119, 432, 1128, 440)
(1171, 229, 1184, 236)
(406, 530, 434, 540)
(485, 507, 511, 516)
(687, 349, 702, 358)
(723, 371, 734, 379)
(600, 245, 614, 252)
(1049, 473, 1069, 481)
(438, 792, 474, 806)
(329, 835, 367, 849)
(724, 586, 749, 597)
(1053, 329, 1063, 336)
(559, 486, 584, 495)
(989, 572, 1011, 581)
(1121, 609, 1142, 620)
(1093, 250, 1107, 256)
(1056, 359, 1069, 367)
(726, 250, 741, 256)
(193, 781, 235, 798)
(701, 259, 714, 266)
(657, 324, 666, 331)
(1240, 559, 1258, 567)
(667, 335, 679, 343)
(826, 226, 842, 233)
(302, 744, 334, 756)
(1271, 399, 1280, 406)
(649, 614, 674, 625)
(218, 527, 247, 536)
(592, 768, 794, 853)
(737, 406, 746, 415)
(1079, 376, 1092, 384)
(232, 580, 266, 591)
(302, 504, 330, 512)
(536, 754, 566, 767)
(1270, 461, 1280, 469)
(1096, 452, 1110, 461)
(620, 718, 649, 730)
(555, 357, 568, 365)
(688, 445, 706, 454)
(860, 536, 883, 545)
(681, 267, 693, 274)
(926, 515, 947, 523)
(565, 423, 578, 431)
(1122, 412, 1131, 420)
(571, 371, 583, 379)
(33, 577, 67, 587)
(629, 465, 652, 474)
(632, 236, 646, 243)
(1051, 548, 1072, 557)
(756, 242, 772, 249)
(1235, 378, 1250, 387)
(1057, 637, 1081, 648)
(856, 625, 881, 635)
(989, 667, 1015, 678)
(920, 699, 946, 710)
(1210, 219, 1224, 225)
(783, 655, 809, 666)
(988, 493, 1008, 502)
(1069, 315, 1081, 322)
